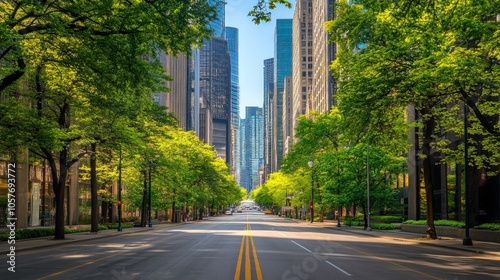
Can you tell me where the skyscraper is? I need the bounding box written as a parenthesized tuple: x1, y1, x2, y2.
(199, 36, 232, 164)
(272, 19, 293, 172)
(226, 27, 240, 180)
(312, 0, 336, 113)
(263, 58, 274, 179)
(240, 107, 264, 193)
(293, 0, 313, 138)
(157, 51, 188, 130)
(188, 1, 232, 166)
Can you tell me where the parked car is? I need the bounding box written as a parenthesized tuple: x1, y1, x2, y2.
(236, 208, 242, 213)
(225, 210, 232, 215)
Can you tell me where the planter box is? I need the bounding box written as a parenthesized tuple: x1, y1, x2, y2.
(401, 224, 500, 243)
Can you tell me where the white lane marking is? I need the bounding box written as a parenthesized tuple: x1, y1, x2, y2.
(291, 240, 313, 253)
(291, 240, 352, 277)
(326, 260, 353, 277)
(278, 232, 287, 237)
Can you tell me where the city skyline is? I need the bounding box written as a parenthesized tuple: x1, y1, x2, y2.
(226, 2, 294, 118)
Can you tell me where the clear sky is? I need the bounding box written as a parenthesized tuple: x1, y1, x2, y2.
(225, 1, 294, 119)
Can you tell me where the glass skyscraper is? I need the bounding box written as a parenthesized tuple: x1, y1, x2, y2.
(240, 107, 264, 193)
(272, 19, 293, 171)
(226, 27, 240, 179)
(263, 58, 274, 179)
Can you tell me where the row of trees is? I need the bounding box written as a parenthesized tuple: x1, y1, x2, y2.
(253, 0, 499, 239)
(0, 0, 245, 239)
(252, 108, 407, 226)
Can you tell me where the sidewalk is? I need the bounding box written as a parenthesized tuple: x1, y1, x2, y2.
(2, 222, 186, 254)
(295, 219, 500, 257)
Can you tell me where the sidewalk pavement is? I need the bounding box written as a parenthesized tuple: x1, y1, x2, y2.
(293, 218, 500, 257)
(3, 222, 188, 254)
(5, 218, 500, 257)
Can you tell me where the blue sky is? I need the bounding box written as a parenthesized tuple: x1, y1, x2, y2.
(225, 1, 294, 119)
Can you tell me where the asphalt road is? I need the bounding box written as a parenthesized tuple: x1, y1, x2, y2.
(4, 211, 500, 280)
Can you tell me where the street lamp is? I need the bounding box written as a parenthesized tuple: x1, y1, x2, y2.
(148, 155, 159, 228)
(463, 104, 473, 246)
(366, 145, 371, 231)
(148, 164, 152, 227)
(118, 146, 123, 232)
(308, 160, 314, 223)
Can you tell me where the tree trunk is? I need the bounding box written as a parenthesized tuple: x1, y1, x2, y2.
(90, 143, 99, 232)
(50, 149, 70, 240)
(422, 115, 438, 239)
(171, 201, 176, 223)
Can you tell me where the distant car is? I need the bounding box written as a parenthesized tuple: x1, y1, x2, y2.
(237, 208, 242, 213)
(265, 209, 272, 215)
(225, 210, 232, 215)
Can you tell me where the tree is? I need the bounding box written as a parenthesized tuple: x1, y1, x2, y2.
(327, 0, 499, 238)
(1, 0, 218, 239)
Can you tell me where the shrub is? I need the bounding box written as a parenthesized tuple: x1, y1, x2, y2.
(403, 220, 465, 228)
(106, 223, 133, 229)
(474, 223, 500, 231)
(122, 216, 140, 223)
(370, 215, 403, 223)
(371, 223, 399, 230)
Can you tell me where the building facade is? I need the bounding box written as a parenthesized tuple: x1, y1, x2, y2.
(263, 58, 274, 180)
(199, 36, 232, 164)
(240, 107, 264, 193)
(293, 0, 314, 138)
(311, 0, 336, 114)
(272, 19, 293, 172)
(283, 76, 293, 155)
(226, 27, 240, 179)
(157, 52, 189, 130)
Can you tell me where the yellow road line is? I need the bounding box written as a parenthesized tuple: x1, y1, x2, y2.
(248, 224, 263, 280)
(245, 234, 251, 280)
(234, 221, 263, 280)
(234, 233, 245, 280)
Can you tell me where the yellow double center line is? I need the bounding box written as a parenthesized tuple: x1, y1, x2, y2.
(234, 222, 263, 280)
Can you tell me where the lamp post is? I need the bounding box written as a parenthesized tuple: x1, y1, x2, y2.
(463, 104, 473, 246)
(308, 160, 314, 223)
(366, 145, 371, 231)
(148, 165, 152, 228)
(118, 146, 123, 232)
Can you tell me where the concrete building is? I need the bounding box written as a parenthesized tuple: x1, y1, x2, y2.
(263, 58, 274, 180)
(293, 0, 314, 138)
(283, 76, 293, 155)
(157, 52, 188, 130)
(311, 0, 336, 114)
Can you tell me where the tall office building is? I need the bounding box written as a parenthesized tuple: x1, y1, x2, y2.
(293, 0, 314, 138)
(263, 58, 274, 180)
(240, 107, 264, 193)
(157, 51, 188, 130)
(227, 27, 240, 179)
(283, 76, 293, 155)
(210, 0, 226, 38)
(188, 1, 232, 166)
(312, 0, 336, 113)
(272, 19, 293, 172)
(199, 36, 232, 164)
